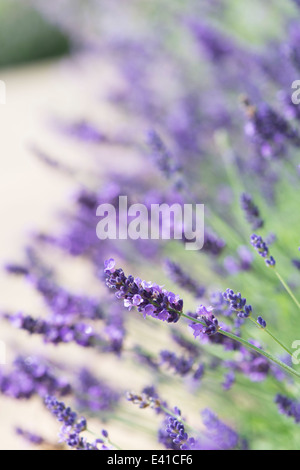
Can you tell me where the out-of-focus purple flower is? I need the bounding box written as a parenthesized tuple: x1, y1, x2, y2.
(58, 119, 106, 143)
(275, 394, 300, 423)
(5, 311, 103, 348)
(224, 245, 253, 275)
(171, 330, 201, 357)
(74, 368, 120, 413)
(240, 193, 264, 230)
(189, 21, 235, 62)
(0, 355, 71, 399)
(15, 427, 44, 446)
(203, 229, 226, 256)
(222, 371, 235, 391)
(189, 305, 219, 337)
(193, 363, 205, 381)
(164, 259, 205, 298)
(284, 23, 300, 73)
(146, 130, 181, 179)
(201, 409, 240, 449)
(237, 342, 271, 382)
(29, 275, 104, 322)
(4, 264, 30, 276)
(292, 259, 300, 270)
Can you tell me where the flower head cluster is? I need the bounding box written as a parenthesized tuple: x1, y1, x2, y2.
(146, 129, 181, 179)
(164, 259, 205, 298)
(201, 409, 241, 450)
(232, 341, 271, 382)
(74, 368, 120, 413)
(164, 408, 197, 450)
(243, 99, 300, 158)
(104, 259, 183, 323)
(250, 233, 276, 267)
(189, 305, 219, 338)
(223, 289, 252, 318)
(15, 427, 44, 446)
(159, 350, 195, 377)
(45, 396, 111, 450)
(203, 229, 226, 256)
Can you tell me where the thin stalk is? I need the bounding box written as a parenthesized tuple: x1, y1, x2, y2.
(264, 328, 293, 357)
(275, 270, 300, 311)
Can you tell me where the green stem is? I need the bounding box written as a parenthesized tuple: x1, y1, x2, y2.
(247, 316, 293, 357)
(275, 270, 300, 311)
(181, 312, 300, 381)
(86, 428, 122, 450)
(264, 328, 293, 357)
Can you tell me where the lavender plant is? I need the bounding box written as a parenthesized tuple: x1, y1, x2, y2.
(2, 0, 300, 451)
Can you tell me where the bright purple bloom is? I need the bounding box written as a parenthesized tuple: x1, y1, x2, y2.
(5, 311, 103, 348)
(104, 260, 183, 323)
(223, 289, 252, 319)
(45, 396, 111, 450)
(159, 350, 194, 376)
(257, 316, 267, 328)
(250, 233, 276, 267)
(189, 306, 219, 338)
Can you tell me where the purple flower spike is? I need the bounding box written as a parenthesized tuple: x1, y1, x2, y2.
(104, 261, 183, 323)
(257, 316, 267, 328)
(104, 258, 116, 273)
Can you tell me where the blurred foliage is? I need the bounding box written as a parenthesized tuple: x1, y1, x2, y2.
(0, 0, 70, 68)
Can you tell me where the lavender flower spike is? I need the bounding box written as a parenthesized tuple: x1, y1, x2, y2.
(240, 193, 264, 230)
(257, 316, 267, 329)
(45, 396, 111, 450)
(223, 289, 252, 319)
(189, 305, 219, 338)
(104, 259, 183, 323)
(250, 234, 276, 268)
